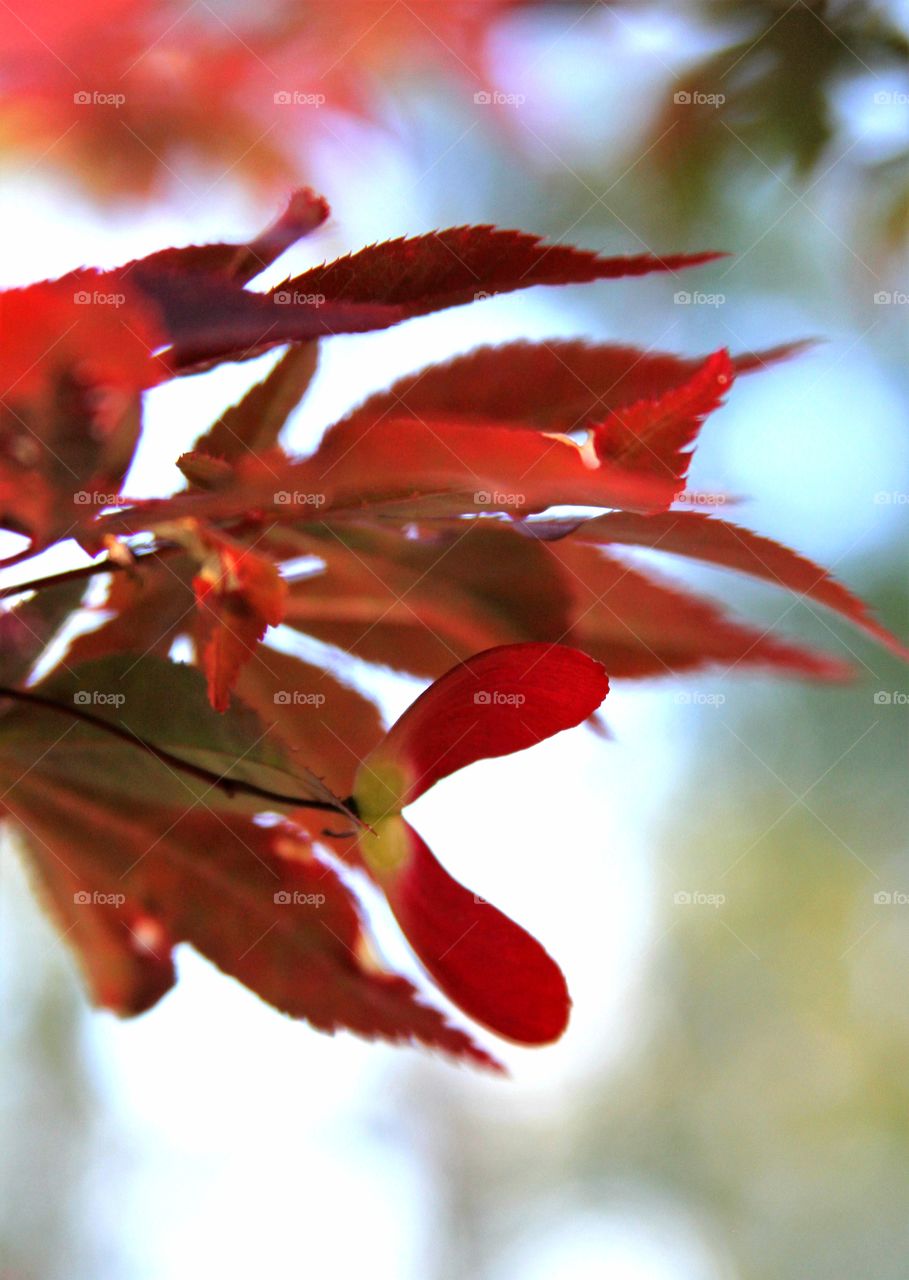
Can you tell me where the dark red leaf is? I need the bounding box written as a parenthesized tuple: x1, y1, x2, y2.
(563, 510, 909, 660)
(284, 520, 577, 678)
(551, 542, 854, 681)
(233, 646, 385, 796)
(125, 188, 329, 288)
(280, 227, 724, 318)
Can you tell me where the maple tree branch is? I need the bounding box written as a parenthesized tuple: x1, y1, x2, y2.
(0, 544, 180, 601)
(0, 684, 355, 818)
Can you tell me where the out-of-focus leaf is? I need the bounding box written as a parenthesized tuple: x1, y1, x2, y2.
(233, 645, 384, 795)
(0, 577, 88, 686)
(556, 510, 909, 660)
(63, 554, 195, 667)
(188, 529, 288, 714)
(8, 801, 497, 1067)
(187, 343, 319, 466)
(15, 653, 347, 813)
(284, 521, 576, 677)
(0, 278, 163, 558)
(551, 542, 854, 681)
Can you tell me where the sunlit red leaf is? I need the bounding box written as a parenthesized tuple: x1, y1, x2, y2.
(592, 348, 734, 486)
(550, 542, 853, 680)
(284, 521, 576, 678)
(85, 416, 676, 547)
(333, 339, 808, 438)
(310, 416, 677, 516)
(559, 510, 909, 660)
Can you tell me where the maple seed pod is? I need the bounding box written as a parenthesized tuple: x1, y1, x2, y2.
(348, 643, 610, 1045)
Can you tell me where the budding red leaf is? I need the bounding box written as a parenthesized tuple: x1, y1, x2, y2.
(192, 537, 288, 714)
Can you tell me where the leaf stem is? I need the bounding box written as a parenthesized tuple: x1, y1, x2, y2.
(0, 684, 355, 819)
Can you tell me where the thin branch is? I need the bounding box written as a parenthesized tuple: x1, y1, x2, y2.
(0, 543, 179, 601)
(0, 684, 358, 821)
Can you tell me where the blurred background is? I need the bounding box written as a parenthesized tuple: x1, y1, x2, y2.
(1, 2, 907, 1277)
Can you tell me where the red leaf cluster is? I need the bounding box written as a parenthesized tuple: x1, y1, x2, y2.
(0, 190, 903, 1067)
